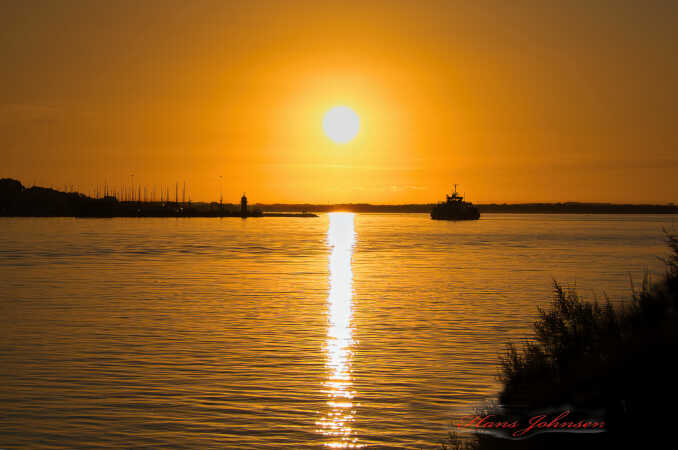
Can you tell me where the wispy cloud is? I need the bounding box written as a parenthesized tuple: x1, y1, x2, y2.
(389, 185, 426, 192)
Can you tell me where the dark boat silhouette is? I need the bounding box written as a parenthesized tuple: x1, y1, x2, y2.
(431, 185, 480, 221)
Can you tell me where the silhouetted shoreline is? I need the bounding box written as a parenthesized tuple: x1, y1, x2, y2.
(1, 178, 675, 217)
(0, 178, 317, 218)
(255, 202, 678, 214)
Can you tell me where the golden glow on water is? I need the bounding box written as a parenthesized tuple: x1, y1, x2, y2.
(0, 215, 672, 448)
(316, 213, 363, 448)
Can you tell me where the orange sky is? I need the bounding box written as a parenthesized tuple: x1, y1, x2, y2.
(2, 1, 677, 203)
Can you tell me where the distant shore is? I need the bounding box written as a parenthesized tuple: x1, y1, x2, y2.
(262, 212, 318, 217)
(0, 179, 317, 218)
(254, 202, 678, 214)
(1, 178, 675, 217)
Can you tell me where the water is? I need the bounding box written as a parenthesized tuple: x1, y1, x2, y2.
(0, 213, 674, 449)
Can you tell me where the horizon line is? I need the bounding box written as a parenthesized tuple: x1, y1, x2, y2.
(1, 177, 675, 207)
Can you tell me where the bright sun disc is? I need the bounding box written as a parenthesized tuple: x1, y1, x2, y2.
(323, 106, 359, 144)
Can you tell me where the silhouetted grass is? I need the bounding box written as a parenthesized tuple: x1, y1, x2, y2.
(442, 232, 678, 449)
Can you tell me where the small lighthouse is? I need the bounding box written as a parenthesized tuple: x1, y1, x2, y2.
(240, 193, 248, 218)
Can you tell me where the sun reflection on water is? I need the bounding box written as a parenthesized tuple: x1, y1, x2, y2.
(316, 213, 363, 448)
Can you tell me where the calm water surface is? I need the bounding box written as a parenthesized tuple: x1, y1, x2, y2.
(0, 213, 674, 449)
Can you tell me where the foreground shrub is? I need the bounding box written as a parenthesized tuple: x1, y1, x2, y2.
(443, 234, 678, 449)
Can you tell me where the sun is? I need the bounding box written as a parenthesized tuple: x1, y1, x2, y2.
(323, 106, 360, 144)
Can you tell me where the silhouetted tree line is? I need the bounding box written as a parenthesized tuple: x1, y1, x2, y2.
(257, 203, 677, 214)
(478, 202, 678, 214)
